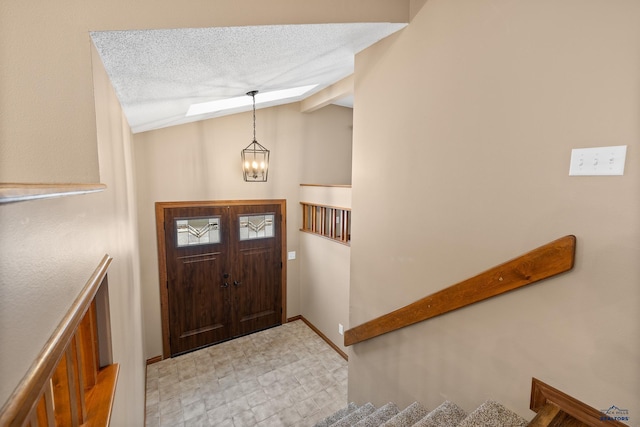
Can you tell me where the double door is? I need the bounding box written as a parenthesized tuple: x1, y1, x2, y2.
(159, 202, 284, 356)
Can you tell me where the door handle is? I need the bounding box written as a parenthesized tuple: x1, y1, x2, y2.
(233, 280, 242, 287)
(221, 273, 230, 288)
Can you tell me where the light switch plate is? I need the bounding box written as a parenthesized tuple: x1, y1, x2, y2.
(287, 251, 296, 260)
(569, 145, 627, 176)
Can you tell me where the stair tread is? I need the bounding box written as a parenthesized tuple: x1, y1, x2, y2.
(313, 402, 358, 427)
(381, 402, 429, 427)
(317, 399, 529, 427)
(353, 402, 400, 427)
(331, 402, 376, 427)
(413, 400, 467, 427)
(457, 400, 528, 427)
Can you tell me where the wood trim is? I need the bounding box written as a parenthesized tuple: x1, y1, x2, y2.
(288, 316, 348, 361)
(299, 184, 352, 188)
(300, 202, 351, 245)
(155, 199, 287, 209)
(0, 255, 112, 427)
(299, 201, 351, 211)
(52, 353, 72, 425)
(344, 235, 576, 346)
(43, 386, 55, 427)
(94, 277, 113, 366)
(84, 364, 119, 427)
(79, 301, 98, 389)
(155, 203, 171, 359)
(280, 202, 288, 326)
(146, 356, 163, 365)
(0, 183, 106, 204)
(156, 199, 288, 359)
(528, 402, 563, 426)
(530, 378, 628, 426)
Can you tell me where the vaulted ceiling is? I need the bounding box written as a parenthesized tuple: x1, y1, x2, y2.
(91, 23, 407, 133)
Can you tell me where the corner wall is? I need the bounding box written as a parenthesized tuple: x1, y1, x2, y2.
(299, 185, 352, 354)
(0, 45, 146, 423)
(348, 0, 639, 422)
(91, 43, 146, 425)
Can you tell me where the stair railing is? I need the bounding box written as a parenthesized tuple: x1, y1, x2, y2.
(0, 255, 118, 427)
(528, 378, 628, 426)
(345, 235, 576, 346)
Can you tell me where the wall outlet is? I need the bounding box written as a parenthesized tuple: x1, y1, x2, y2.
(338, 323, 344, 335)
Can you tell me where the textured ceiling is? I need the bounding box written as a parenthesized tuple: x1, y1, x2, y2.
(91, 23, 406, 133)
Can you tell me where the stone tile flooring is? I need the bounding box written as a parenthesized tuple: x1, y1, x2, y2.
(145, 320, 348, 426)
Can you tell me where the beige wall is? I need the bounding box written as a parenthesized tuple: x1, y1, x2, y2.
(134, 103, 353, 359)
(299, 186, 352, 354)
(0, 0, 402, 420)
(0, 193, 146, 425)
(349, 0, 639, 422)
(0, 46, 145, 423)
(300, 234, 351, 352)
(0, 0, 407, 184)
(91, 45, 146, 425)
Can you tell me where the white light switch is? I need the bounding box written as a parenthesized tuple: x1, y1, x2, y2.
(569, 145, 627, 176)
(287, 251, 296, 260)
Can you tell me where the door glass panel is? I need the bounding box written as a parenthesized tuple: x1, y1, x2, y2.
(239, 213, 275, 241)
(176, 217, 221, 247)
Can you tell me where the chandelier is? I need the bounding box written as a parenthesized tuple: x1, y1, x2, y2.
(241, 90, 270, 182)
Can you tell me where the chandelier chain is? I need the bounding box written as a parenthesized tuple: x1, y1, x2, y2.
(251, 91, 257, 142)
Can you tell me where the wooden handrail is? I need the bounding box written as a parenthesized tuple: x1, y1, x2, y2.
(344, 235, 576, 346)
(0, 254, 117, 427)
(529, 378, 628, 426)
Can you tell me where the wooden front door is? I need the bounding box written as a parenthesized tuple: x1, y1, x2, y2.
(229, 204, 283, 338)
(157, 200, 286, 357)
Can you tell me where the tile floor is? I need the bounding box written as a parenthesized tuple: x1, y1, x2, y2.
(145, 320, 348, 427)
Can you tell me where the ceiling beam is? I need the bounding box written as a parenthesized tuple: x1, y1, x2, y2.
(300, 75, 354, 113)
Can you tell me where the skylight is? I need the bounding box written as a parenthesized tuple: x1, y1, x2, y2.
(186, 85, 318, 117)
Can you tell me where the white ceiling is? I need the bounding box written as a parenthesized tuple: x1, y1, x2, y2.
(91, 23, 407, 133)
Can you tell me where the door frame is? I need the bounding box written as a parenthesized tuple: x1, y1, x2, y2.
(155, 199, 287, 359)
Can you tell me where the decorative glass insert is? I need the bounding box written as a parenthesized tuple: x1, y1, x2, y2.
(239, 214, 275, 241)
(176, 217, 221, 247)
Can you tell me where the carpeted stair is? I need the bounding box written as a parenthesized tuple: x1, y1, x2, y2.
(315, 402, 359, 427)
(314, 399, 528, 427)
(414, 400, 467, 427)
(354, 402, 400, 427)
(331, 402, 376, 427)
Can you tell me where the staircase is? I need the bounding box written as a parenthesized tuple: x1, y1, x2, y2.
(314, 400, 529, 427)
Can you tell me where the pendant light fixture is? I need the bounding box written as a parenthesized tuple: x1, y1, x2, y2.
(241, 90, 270, 182)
